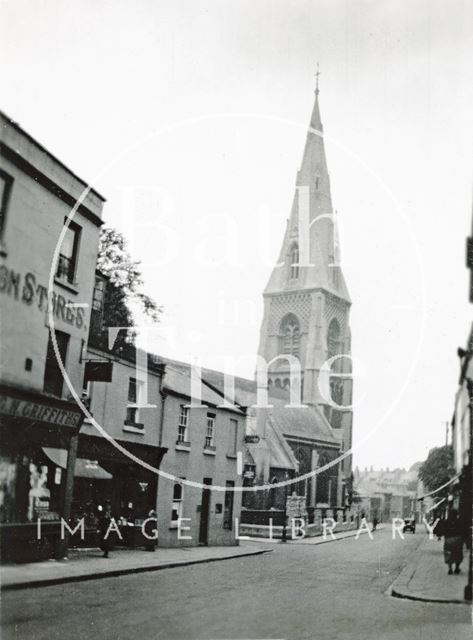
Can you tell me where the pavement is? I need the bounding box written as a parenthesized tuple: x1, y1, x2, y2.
(3, 528, 471, 640)
(0, 543, 273, 590)
(390, 533, 471, 604)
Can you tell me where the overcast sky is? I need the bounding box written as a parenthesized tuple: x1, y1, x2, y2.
(3, 0, 473, 470)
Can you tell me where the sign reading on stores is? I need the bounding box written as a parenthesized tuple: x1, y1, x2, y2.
(0, 265, 87, 330)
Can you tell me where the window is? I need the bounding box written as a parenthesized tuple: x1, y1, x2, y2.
(171, 481, 184, 525)
(315, 176, 320, 190)
(178, 405, 189, 443)
(280, 313, 301, 358)
(43, 330, 70, 397)
(125, 377, 143, 428)
(92, 276, 105, 312)
(228, 418, 238, 456)
(56, 221, 81, 284)
(0, 170, 13, 244)
(205, 413, 215, 448)
(223, 481, 235, 530)
(290, 243, 299, 279)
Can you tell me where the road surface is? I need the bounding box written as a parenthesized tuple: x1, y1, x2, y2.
(2, 529, 471, 640)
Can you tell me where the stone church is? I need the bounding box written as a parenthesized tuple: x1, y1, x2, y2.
(245, 82, 354, 515)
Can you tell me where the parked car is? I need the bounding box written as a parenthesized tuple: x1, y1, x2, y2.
(403, 517, 416, 533)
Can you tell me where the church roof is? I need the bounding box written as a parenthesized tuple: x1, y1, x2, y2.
(270, 403, 338, 445)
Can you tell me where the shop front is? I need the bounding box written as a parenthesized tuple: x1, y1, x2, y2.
(0, 383, 84, 563)
(72, 433, 167, 550)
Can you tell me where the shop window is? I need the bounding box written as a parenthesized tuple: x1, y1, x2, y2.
(228, 418, 238, 456)
(223, 481, 234, 530)
(56, 220, 81, 284)
(43, 330, 70, 397)
(125, 377, 144, 428)
(177, 405, 189, 443)
(205, 413, 215, 448)
(0, 169, 13, 248)
(171, 481, 184, 526)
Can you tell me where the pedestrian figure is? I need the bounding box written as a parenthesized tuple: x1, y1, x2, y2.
(98, 502, 113, 559)
(434, 509, 465, 575)
(372, 516, 378, 532)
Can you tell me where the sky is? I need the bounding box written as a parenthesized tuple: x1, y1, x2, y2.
(2, 0, 473, 470)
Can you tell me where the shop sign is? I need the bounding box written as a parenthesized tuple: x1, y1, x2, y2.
(0, 392, 82, 428)
(0, 264, 87, 330)
(84, 360, 113, 383)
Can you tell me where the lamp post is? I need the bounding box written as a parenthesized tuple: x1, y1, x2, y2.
(282, 471, 289, 543)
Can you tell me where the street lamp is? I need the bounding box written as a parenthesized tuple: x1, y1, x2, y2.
(282, 471, 289, 543)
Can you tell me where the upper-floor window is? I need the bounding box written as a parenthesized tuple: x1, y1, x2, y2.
(290, 243, 299, 279)
(178, 405, 189, 443)
(228, 418, 238, 456)
(280, 313, 301, 358)
(0, 169, 13, 246)
(56, 221, 81, 284)
(205, 413, 215, 448)
(125, 377, 143, 429)
(92, 276, 105, 312)
(43, 329, 70, 397)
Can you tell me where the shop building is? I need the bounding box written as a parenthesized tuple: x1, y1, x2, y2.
(75, 337, 168, 548)
(155, 358, 245, 547)
(0, 112, 104, 561)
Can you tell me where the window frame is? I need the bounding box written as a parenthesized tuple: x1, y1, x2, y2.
(55, 219, 81, 285)
(43, 329, 70, 397)
(205, 413, 216, 449)
(170, 480, 184, 528)
(0, 169, 14, 251)
(290, 243, 300, 279)
(124, 377, 144, 430)
(177, 405, 190, 444)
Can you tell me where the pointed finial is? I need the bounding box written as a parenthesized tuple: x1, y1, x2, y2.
(315, 62, 321, 96)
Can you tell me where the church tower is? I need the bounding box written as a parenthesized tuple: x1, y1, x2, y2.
(257, 80, 353, 479)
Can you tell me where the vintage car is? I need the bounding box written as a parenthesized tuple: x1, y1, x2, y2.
(402, 517, 416, 533)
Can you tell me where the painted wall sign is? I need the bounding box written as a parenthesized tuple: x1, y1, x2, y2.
(0, 264, 87, 330)
(0, 392, 82, 428)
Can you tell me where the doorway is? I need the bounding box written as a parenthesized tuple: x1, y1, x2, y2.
(198, 478, 212, 545)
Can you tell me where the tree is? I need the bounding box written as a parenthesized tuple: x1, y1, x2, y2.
(418, 445, 454, 494)
(96, 226, 162, 329)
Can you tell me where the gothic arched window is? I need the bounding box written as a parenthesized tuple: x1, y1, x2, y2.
(327, 318, 341, 358)
(290, 243, 299, 279)
(280, 313, 301, 358)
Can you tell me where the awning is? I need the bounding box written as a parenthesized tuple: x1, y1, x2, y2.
(42, 447, 112, 481)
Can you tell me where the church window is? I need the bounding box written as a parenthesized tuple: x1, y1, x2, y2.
(290, 244, 299, 279)
(280, 313, 301, 358)
(315, 176, 320, 190)
(327, 318, 341, 358)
